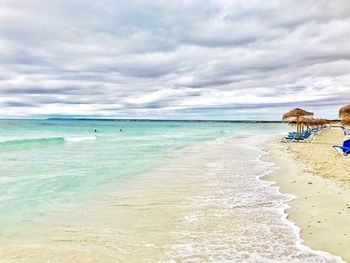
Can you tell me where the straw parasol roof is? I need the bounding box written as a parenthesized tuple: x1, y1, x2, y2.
(282, 108, 314, 121)
(339, 104, 350, 126)
(304, 117, 316, 125)
(286, 116, 329, 136)
(339, 104, 350, 119)
(287, 117, 313, 124)
(342, 118, 350, 126)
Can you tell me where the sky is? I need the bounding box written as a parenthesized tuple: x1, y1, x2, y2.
(0, 0, 350, 120)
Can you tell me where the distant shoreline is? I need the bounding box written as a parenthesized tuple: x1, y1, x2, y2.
(0, 118, 284, 123)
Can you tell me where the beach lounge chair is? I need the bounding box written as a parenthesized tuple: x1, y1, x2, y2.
(283, 130, 312, 143)
(333, 138, 350, 157)
(341, 126, 350, 136)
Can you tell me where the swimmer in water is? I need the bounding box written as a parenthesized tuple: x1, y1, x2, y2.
(94, 129, 97, 133)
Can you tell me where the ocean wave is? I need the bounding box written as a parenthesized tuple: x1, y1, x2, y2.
(64, 136, 96, 142)
(0, 137, 65, 147)
(0, 136, 96, 148)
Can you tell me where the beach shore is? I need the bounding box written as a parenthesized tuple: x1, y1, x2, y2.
(265, 127, 350, 262)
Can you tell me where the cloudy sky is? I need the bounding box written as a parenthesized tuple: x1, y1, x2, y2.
(0, 0, 350, 120)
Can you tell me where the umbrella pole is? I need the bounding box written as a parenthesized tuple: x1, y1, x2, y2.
(297, 116, 299, 141)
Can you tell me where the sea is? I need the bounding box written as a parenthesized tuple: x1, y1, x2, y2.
(0, 119, 343, 262)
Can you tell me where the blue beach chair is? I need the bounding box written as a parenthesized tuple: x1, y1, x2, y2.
(283, 130, 312, 143)
(333, 138, 350, 157)
(341, 126, 350, 136)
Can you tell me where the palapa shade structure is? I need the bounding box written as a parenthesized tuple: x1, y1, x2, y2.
(289, 117, 325, 132)
(302, 117, 317, 129)
(341, 117, 350, 126)
(282, 108, 314, 134)
(287, 117, 310, 132)
(339, 104, 350, 119)
(287, 117, 313, 124)
(339, 104, 350, 126)
(282, 108, 314, 120)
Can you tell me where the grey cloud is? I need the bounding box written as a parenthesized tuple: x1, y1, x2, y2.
(2, 101, 37, 107)
(0, 0, 350, 119)
(1, 87, 81, 95)
(174, 95, 350, 112)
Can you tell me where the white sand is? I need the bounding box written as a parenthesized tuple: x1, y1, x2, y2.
(265, 127, 350, 262)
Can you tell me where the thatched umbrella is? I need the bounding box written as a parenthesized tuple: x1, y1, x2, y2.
(303, 117, 317, 130)
(339, 105, 350, 128)
(339, 104, 350, 119)
(301, 117, 327, 130)
(286, 117, 312, 133)
(282, 108, 314, 134)
(341, 118, 350, 126)
(311, 118, 321, 126)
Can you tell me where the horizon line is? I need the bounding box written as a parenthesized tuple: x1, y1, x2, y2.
(0, 117, 287, 123)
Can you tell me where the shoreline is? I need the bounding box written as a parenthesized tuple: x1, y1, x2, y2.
(264, 128, 350, 262)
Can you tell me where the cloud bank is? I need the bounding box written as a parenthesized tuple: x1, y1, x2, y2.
(0, 0, 350, 119)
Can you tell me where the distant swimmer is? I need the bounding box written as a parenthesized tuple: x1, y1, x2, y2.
(94, 129, 97, 133)
(120, 128, 122, 132)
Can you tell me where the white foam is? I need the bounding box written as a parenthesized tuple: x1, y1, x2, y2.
(164, 134, 344, 262)
(64, 136, 96, 142)
(254, 135, 345, 263)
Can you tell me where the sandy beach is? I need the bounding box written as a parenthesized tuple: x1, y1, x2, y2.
(265, 127, 350, 262)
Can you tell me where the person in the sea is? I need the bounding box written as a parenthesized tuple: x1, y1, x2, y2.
(120, 128, 122, 132)
(94, 129, 97, 133)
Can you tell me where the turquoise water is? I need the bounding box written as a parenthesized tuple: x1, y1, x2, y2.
(0, 119, 287, 233)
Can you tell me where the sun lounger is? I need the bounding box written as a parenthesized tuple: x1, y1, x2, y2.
(333, 139, 350, 157)
(283, 130, 312, 143)
(341, 126, 350, 136)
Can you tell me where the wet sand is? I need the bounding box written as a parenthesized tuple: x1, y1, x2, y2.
(265, 127, 350, 262)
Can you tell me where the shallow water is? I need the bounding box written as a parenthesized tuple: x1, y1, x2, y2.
(0, 120, 283, 232)
(0, 120, 342, 262)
